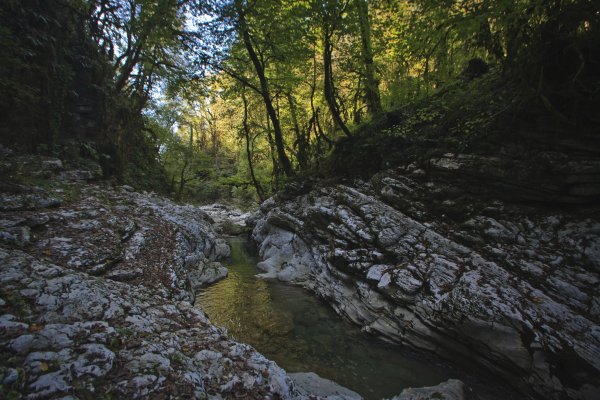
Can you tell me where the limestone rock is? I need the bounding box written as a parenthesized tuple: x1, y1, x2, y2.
(199, 203, 254, 235)
(388, 379, 469, 400)
(0, 249, 298, 399)
(1, 151, 370, 400)
(188, 259, 228, 289)
(290, 372, 362, 400)
(0, 151, 231, 302)
(252, 161, 600, 400)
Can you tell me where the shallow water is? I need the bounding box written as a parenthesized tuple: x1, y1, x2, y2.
(196, 237, 522, 400)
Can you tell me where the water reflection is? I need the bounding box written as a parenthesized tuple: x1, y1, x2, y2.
(196, 237, 520, 400)
(198, 240, 294, 343)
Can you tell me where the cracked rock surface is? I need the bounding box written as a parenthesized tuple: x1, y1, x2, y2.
(0, 152, 309, 399)
(0, 153, 230, 303)
(199, 204, 254, 236)
(0, 249, 294, 399)
(252, 156, 600, 400)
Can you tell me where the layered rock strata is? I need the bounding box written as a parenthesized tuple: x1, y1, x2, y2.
(252, 156, 600, 400)
(0, 152, 298, 399)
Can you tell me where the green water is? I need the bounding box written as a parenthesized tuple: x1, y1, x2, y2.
(196, 237, 521, 400)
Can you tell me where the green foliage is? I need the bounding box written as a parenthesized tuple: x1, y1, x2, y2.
(1, 291, 32, 318)
(2, 0, 597, 198)
(328, 69, 525, 176)
(0, 0, 185, 192)
(0, 0, 83, 147)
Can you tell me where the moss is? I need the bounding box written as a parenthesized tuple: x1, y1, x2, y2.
(0, 385, 21, 400)
(0, 291, 33, 318)
(168, 351, 188, 366)
(115, 327, 133, 337)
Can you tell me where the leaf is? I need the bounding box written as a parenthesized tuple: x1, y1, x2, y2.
(29, 323, 44, 332)
(531, 296, 544, 304)
(40, 362, 49, 372)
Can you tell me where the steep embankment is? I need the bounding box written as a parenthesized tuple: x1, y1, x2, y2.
(0, 148, 306, 399)
(1, 147, 472, 400)
(252, 149, 600, 399)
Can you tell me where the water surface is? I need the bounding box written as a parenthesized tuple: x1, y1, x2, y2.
(196, 237, 521, 400)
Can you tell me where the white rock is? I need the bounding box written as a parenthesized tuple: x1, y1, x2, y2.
(290, 372, 362, 399)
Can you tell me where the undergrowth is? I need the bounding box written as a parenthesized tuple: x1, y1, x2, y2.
(327, 67, 598, 178)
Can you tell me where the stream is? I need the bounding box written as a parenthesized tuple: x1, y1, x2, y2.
(196, 237, 523, 400)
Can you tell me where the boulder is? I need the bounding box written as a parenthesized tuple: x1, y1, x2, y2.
(0, 249, 297, 399)
(388, 379, 470, 400)
(252, 159, 600, 400)
(1, 151, 478, 400)
(290, 372, 362, 399)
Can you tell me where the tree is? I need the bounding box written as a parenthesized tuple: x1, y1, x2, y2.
(234, 0, 294, 177)
(319, 0, 353, 137)
(356, 0, 382, 116)
(241, 88, 266, 201)
(0, 0, 90, 147)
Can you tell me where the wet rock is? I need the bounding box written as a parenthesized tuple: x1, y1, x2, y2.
(388, 379, 469, 400)
(187, 259, 228, 289)
(0, 248, 300, 399)
(252, 164, 600, 400)
(1, 152, 360, 400)
(199, 203, 253, 235)
(0, 194, 63, 211)
(290, 372, 362, 400)
(252, 215, 314, 283)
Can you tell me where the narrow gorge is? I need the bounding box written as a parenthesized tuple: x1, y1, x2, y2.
(2, 0, 599, 398)
(251, 151, 600, 400)
(0, 149, 481, 399)
(2, 143, 599, 400)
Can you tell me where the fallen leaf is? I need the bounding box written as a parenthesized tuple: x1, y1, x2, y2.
(29, 323, 44, 332)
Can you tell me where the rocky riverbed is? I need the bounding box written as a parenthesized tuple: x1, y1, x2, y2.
(1, 149, 468, 400)
(252, 154, 600, 400)
(0, 150, 300, 399)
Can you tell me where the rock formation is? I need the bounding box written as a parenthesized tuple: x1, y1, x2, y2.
(252, 154, 600, 400)
(0, 150, 300, 399)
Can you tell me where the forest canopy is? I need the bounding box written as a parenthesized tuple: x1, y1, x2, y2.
(1, 0, 598, 203)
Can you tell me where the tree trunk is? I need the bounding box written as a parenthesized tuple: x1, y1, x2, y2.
(177, 124, 194, 201)
(265, 114, 280, 191)
(323, 13, 352, 137)
(356, 0, 382, 116)
(242, 90, 265, 202)
(114, 38, 144, 93)
(287, 91, 309, 170)
(236, 2, 294, 177)
(178, 159, 188, 200)
(309, 46, 330, 167)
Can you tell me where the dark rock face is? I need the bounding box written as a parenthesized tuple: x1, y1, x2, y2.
(252, 156, 600, 400)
